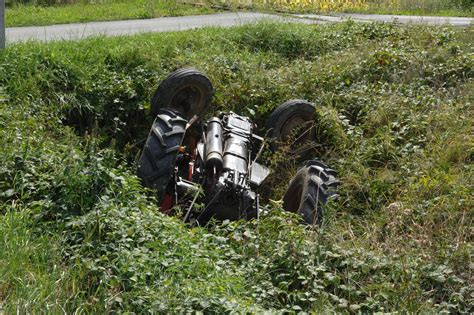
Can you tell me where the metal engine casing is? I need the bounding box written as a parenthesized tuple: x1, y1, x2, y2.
(191, 112, 269, 222)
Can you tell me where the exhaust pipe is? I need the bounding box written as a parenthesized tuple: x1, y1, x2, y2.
(205, 117, 224, 171)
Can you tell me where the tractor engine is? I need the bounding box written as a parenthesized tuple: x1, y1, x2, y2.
(176, 112, 270, 224)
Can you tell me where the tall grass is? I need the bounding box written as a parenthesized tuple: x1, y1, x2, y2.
(0, 22, 472, 312)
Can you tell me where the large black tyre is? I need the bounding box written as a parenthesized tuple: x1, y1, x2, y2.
(151, 68, 214, 119)
(283, 160, 338, 225)
(266, 99, 317, 154)
(138, 109, 187, 202)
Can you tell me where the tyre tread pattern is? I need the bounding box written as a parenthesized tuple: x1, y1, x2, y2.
(283, 159, 339, 225)
(138, 109, 187, 202)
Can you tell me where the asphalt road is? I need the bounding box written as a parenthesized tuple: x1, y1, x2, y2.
(6, 13, 320, 43)
(6, 12, 472, 44)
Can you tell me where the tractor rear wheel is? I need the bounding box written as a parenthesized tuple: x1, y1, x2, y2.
(266, 99, 317, 156)
(283, 160, 338, 225)
(151, 68, 214, 119)
(138, 109, 187, 203)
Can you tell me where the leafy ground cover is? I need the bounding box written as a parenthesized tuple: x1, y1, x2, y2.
(0, 22, 473, 313)
(6, 0, 216, 27)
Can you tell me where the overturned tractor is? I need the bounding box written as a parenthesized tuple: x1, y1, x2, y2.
(138, 68, 338, 226)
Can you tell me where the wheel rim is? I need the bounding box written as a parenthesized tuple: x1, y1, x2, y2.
(280, 115, 316, 151)
(170, 85, 206, 118)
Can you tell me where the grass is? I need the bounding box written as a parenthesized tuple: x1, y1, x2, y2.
(6, 0, 216, 27)
(0, 22, 473, 312)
